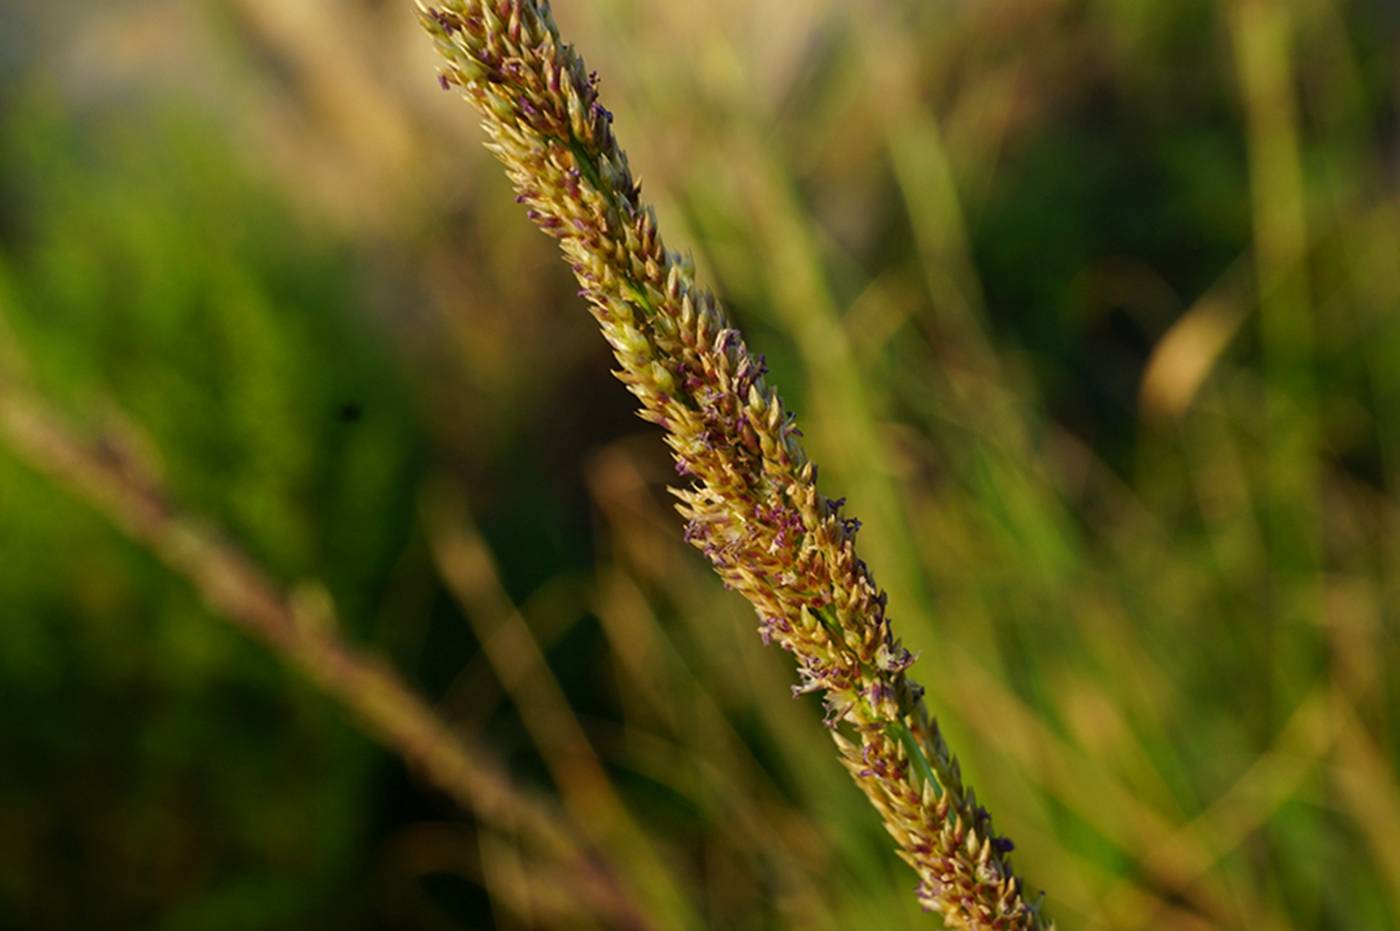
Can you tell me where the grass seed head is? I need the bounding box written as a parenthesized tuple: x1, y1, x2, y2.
(417, 2, 1051, 926)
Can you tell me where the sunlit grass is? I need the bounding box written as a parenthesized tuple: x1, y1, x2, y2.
(0, 0, 1397, 928)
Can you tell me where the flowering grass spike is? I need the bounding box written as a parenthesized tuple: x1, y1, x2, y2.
(417, 2, 1051, 926)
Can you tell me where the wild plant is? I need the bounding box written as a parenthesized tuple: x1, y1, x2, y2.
(417, 2, 1051, 926)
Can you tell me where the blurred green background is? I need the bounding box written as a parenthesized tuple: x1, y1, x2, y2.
(1, 0, 1398, 928)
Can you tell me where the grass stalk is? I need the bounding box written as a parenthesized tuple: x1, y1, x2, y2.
(0, 372, 654, 931)
(1227, 0, 1322, 727)
(416, 2, 1050, 924)
(423, 488, 701, 927)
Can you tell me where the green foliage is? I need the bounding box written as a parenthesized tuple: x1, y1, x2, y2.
(0, 96, 422, 930)
(2, 1, 1399, 929)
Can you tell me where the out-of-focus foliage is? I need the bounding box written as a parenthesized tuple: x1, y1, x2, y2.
(0, 97, 425, 929)
(1, 0, 1398, 929)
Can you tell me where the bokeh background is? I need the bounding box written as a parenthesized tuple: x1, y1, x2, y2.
(2, 0, 1398, 928)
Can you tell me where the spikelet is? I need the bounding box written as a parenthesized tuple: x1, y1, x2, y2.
(416, 2, 1051, 926)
